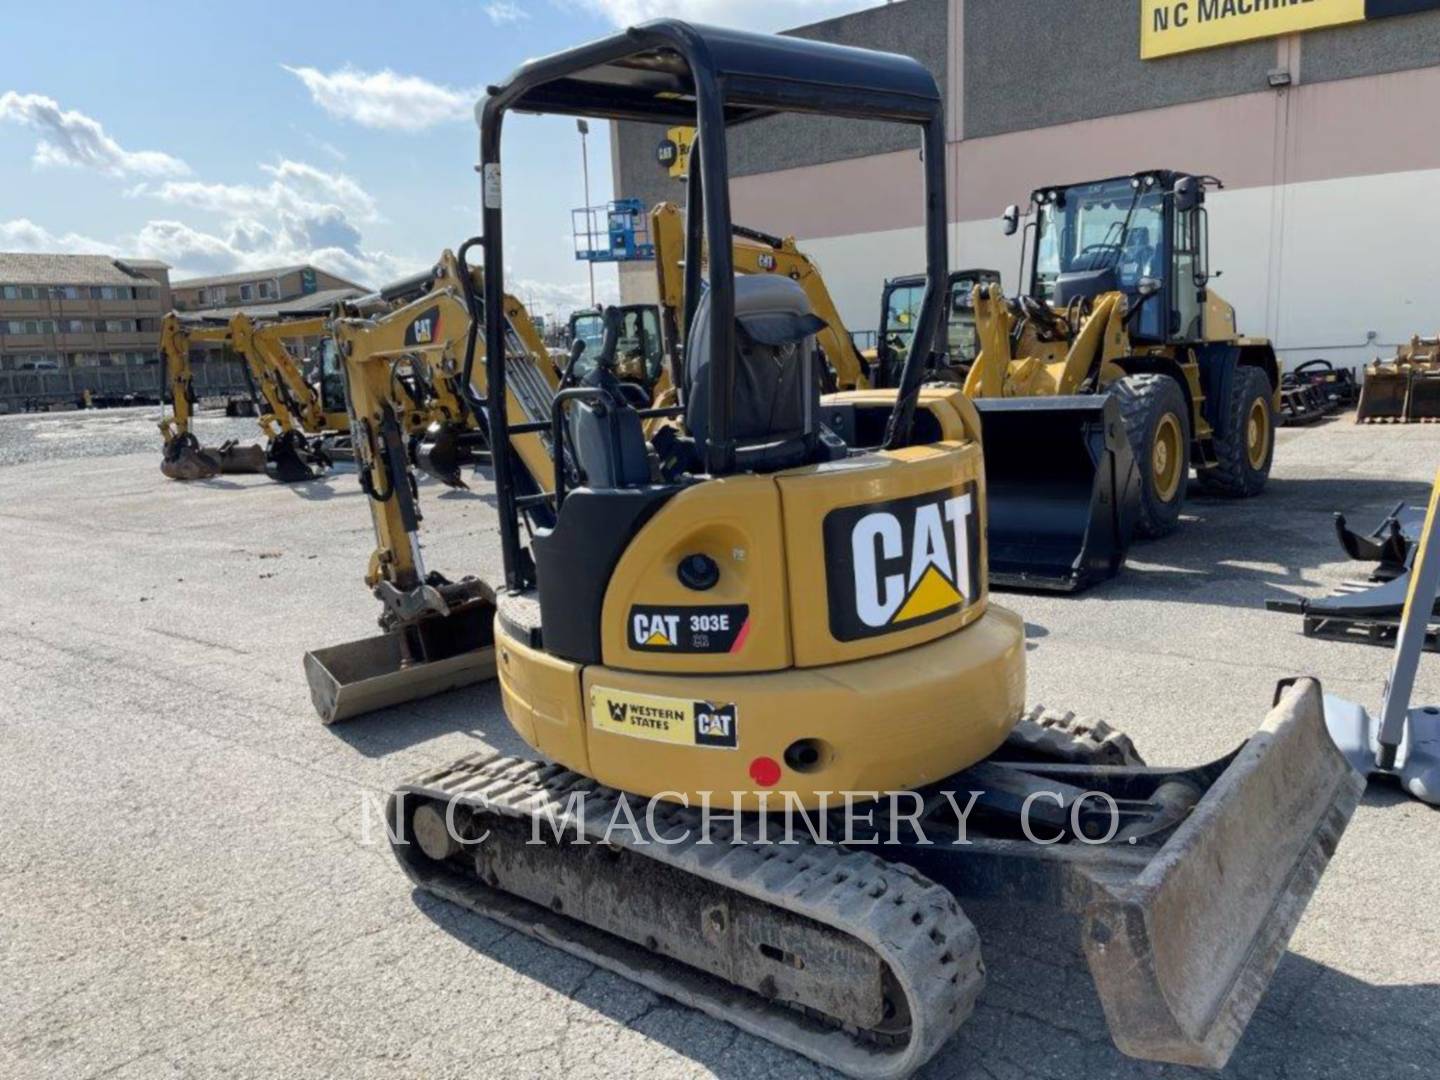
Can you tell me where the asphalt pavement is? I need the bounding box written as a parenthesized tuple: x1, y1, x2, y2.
(1, 405, 1436, 1079)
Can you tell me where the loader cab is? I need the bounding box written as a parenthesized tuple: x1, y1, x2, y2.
(1024, 170, 1213, 344)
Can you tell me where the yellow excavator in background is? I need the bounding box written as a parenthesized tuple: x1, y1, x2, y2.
(158, 310, 344, 482)
(652, 200, 872, 393)
(374, 25, 1362, 1079)
(158, 313, 268, 480)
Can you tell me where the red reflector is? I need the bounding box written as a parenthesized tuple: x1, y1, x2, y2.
(748, 756, 781, 788)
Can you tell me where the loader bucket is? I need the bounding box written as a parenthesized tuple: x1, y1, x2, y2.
(1082, 678, 1364, 1067)
(1407, 368, 1440, 420)
(304, 630, 497, 724)
(1356, 368, 1409, 422)
(974, 395, 1140, 592)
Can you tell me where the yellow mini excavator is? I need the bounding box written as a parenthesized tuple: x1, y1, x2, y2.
(379, 23, 1362, 1079)
(872, 267, 1002, 386)
(968, 172, 1280, 590)
(158, 313, 267, 480)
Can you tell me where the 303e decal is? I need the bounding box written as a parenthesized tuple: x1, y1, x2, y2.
(627, 604, 750, 653)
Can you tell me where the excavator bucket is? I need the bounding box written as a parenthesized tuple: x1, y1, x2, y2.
(414, 420, 487, 489)
(1356, 367, 1410, 422)
(265, 430, 331, 483)
(974, 395, 1140, 592)
(304, 589, 498, 724)
(1406, 367, 1440, 420)
(216, 440, 267, 474)
(160, 434, 222, 481)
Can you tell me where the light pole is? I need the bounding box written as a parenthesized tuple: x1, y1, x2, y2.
(577, 118, 595, 308)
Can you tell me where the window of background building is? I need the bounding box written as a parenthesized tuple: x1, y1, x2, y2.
(258, 281, 275, 299)
(70, 352, 96, 367)
(2, 286, 17, 300)
(18, 286, 37, 300)
(63, 319, 86, 333)
(240, 284, 254, 301)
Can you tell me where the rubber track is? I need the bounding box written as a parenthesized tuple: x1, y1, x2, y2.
(390, 752, 985, 1080)
(1006, 705, 1146, 767)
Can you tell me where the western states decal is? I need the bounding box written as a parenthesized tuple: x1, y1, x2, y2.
(824, 484, 979, 641)
(590, 687, 739, 749)
(627, 604, 750, 653)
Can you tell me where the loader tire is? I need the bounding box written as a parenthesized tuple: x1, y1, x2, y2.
(1111, 373, 1190, 539)
(1003, 705, 1146, 767)
(1197, 365, 1274, 497)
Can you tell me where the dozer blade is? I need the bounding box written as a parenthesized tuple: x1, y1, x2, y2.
(1079, 678, 1363, 1067)
(1356, 369, 1409, 422)
(974, 395, 1140, 593)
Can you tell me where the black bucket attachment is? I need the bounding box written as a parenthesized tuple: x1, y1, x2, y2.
(414, 420, 489, 489)
(160, 432, 222, 481)
(266, 429, 332, 483)
(1408, 367, 1440, 420)
(975, 395, 1140, 593)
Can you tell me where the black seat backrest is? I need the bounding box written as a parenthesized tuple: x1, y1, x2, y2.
(685, 275, 826, 473)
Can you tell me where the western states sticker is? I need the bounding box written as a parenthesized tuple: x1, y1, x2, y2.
(590, 688, 739, 750)
(627, 604, 750, 653)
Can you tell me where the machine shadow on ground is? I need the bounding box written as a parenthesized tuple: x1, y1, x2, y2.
(407, 887, 1439, 1080)
(324, 680, 531, 759)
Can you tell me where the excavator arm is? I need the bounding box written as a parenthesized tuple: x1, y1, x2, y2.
(651, 201, 871, 391)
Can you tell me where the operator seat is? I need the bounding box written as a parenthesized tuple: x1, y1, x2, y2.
(685, 274, 828, 473)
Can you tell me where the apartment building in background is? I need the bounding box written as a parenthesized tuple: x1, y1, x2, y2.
(0, 253, 172, 374)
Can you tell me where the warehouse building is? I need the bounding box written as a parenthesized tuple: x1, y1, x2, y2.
(611, 0, 1440, 370)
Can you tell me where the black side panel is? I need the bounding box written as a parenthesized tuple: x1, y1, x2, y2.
(532, 487, 680, 664)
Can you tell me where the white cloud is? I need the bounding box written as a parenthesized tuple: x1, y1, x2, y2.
(485, 1, 530, 23)
(570, 0, 878, 32)
(139, 158, 379, 224)
(0, 218, 112, 255)
(508, 273, 619, 319)
(0, 91, 189, 177)
(282, 65, 476, 131)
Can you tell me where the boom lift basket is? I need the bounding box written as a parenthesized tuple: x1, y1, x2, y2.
(975, 395, 1140, 592)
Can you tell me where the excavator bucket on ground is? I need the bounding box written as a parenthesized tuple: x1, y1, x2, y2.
(1356, 367, 1410, 421)
(1407, 366, 1440, 420)
(974, 395, 1140, 592)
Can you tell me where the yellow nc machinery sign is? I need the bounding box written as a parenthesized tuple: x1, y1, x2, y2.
(1141, 0, 1365, 58)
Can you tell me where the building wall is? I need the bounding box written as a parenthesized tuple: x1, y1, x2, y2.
(612, 0, 1440, 372)
(171, 266, 359, 312)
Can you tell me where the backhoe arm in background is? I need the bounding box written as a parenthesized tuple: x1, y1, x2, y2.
(651, 200, 871, 391)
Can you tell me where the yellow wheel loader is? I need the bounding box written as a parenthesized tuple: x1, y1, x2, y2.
(379, 23, 1361, 1078)
(969, 171, 1280, 590)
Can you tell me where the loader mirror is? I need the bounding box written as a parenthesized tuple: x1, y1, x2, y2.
(1002, 204, 1021, 236)
(1174, 176, 1201, 213)
(1138, 276, 1161, 298)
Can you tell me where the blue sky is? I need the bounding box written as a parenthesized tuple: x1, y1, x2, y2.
(0, 0, 875, 324)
